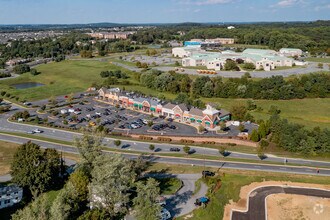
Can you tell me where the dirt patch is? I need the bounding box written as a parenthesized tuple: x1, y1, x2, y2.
(267, 194, 330, 220)
(223, 181, 330, 220)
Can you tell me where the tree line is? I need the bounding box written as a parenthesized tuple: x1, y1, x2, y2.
(139, 70, 330, 100)
(0, 33, 91, 63)
(130, 21, 330, 54)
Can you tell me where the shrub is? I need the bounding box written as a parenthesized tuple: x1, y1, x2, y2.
(180, 139, 195, 144)
(139, 136, 153, 140)
(157, 137, 172, 142)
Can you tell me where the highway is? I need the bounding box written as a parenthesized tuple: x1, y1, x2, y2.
(1, 133, 330, 176)
(1, 113, 330, 169)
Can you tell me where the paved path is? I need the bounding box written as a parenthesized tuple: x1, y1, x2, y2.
(231, 186, 330, 220)
(147, 173, 207, 217)
(166, 174, 207, 217)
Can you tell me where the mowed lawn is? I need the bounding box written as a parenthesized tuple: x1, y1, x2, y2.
(203, 98, 330, 129)
(0, 60, 124, 101)
(305, 57, 330, 63)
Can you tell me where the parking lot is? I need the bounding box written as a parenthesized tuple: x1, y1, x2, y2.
(122, 53, 180, 66)
(26, 93, 257, 137)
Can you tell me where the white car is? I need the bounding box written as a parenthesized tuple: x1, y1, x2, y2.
(160, 208, 171, 220)
(131, 124, 138, 129)
(74, 111, 81, 115)
(142, 119, 148, 125)
(68, 108, 75, 113)
(95, 112, 101, 116)
(33, 129, 43, 133)
(60, 109, 68, 114)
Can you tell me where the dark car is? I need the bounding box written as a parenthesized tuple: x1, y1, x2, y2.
(169, 125, 176, 130)
(202, 171, 215, 177)
(170, 147, 180, 152)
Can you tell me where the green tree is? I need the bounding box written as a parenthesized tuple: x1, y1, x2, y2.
(230, 103, 247, 121)
(13, 64, 30, 74)
(249, 129, 260, 142)
(258, 122, 267, 139)
(12, 193, 51, 220)
(133, 178, 162, 220)
(183, 146, 191, 154)
(89, 154, 136, 217)
(30, 68, 40, 76)
(74, 130, 103, 169)
(257, 146, 266, 160)
(50, 182, 81, 220)
(69, 168, 90, 202)
(198, 125, 205, 133)
(219, 146, 227, 157)
(243, 62, 255, 70)
(149, 144, 155, 151)
(224, 59, 239, 71)
(11, 142, 61, 198)
(114, 139, 121, 147)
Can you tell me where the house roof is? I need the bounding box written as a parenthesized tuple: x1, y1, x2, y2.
(163, 103, 176, 109)
(189, 107, 204, 117)
(177, 104, 188, 112)
(219, 109, 230, 116)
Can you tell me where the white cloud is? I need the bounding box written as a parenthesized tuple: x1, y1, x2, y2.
(178, 0, 233, 6)
(272, 0, 303, 8)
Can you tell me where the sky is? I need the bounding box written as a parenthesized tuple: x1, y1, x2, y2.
(0, 0, 329, 24)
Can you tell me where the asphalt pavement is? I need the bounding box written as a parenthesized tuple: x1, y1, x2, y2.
(1, 113, 330, 169)
(231, 186, 330, 220)
(0, 133, 330, 177)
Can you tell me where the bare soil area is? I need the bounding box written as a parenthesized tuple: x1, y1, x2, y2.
(267, 194, 330, 220)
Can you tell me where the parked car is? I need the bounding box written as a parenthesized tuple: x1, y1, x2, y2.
(160, 208, 171, 220)
(170, 147, 180, 152)
(26, 131, 35, 134)
(202, 170, 215, 177)
(68, 108, 75, 113)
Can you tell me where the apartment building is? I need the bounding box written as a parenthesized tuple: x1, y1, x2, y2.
(0, 185, 23, 209)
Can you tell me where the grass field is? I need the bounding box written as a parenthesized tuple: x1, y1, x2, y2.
(0, 60, 130, 101)
(0, 140, 19, 175)
(203, 97, 330, 129)
(305, 57, 330, 63)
